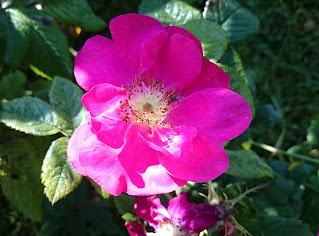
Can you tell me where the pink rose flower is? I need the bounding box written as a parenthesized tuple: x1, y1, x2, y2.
(126, 192, 219, 235)
(67, 14, 252, 196)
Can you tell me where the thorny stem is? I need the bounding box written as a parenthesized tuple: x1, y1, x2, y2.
(250, 140, 319, 164)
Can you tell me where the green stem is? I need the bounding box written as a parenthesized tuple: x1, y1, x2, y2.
(250, 140, 319, 164)
(60, 130, 69, 137)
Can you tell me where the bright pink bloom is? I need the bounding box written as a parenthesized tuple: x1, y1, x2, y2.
(126, 192, 219, 235)
(67, 14, 252, 196)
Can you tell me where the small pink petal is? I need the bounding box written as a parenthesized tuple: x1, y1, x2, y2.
(135, 196, 170, 229)
(168, 192, 218, 233)
(125, 222, 146, 236)
(157, 136, 229, 182)
(82, 83, 127, 117)
(153, 33, 202, 91)
(166, 88, 251, 143)
(181, 59, 230, 96)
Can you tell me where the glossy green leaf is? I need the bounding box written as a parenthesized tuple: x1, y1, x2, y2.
(139, 0, 201, 26)
(23, 8, 73, 78)
(114, 194, 135, 215)
(202, 0, 241, 24)
(0, 97, 60, 136)
(0, 70, 27, 100)
(41, 137, 82, 204)
(49, 76, 86, 135)
(226, 150, 273, 178)
(42, 0, 106, 32)
(218, 64, 255, 117)
(203, 0, 259, 42)
(0, 9, 32, 69)
(307, 118, 319, 147)
(182, 19, 227, 61)
(0, 139, 43, 221)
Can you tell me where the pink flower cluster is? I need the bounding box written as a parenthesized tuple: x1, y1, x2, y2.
(67, 14, 251, 196)
(126, 192, 218, 235)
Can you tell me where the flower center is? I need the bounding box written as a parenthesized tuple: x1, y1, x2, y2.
(146, 222, 188, 236)
(119, 77, 176, 128)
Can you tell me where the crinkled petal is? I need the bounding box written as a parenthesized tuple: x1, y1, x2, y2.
(141, 125, 197, 163)
(165, 26, 202, 53)
(125, 222, 146, 236)
(118, 125, 186, 195)
(90, 115, 129, 149)
(82, 83, 127, 117)
(166, 88, 251, 143)
(67, 123, 93, 176)
(135, 196, 170, 229)
(181, 59, 230, 96)
(157, 136, 229, 182)
(82, 83, 129, 148)
(153, 34, 202, 91)
(168, 192, 218, 233)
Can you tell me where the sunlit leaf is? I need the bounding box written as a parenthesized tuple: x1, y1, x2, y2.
(41, 137, 82, 204)
(49, 76, 86, 135)
(0, 97, 60, 136)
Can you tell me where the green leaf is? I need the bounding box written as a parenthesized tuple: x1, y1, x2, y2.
(42, 0, 106, 32)
(122, 213, 139, 223)
(0, 139, 43, 221)
(0, 97, 60, 136)
(222, 7, 260, 42)
(182, 19, 227, 61)
(0, 70, 27, 100)
(258, 217, 312, 236)
(23, 8, 73, 78)
(114, 194, 135, 215)
(218, 64, 255, 117)
(0, 9, 32, 69)
(307, 118, 319, 147)
(49, 76, 86, 135)
(253, 104, 282, 128)
(203, 0, 259, 42)
(226, 150, 273, 178)
(139, 0, 201, 26)
(202, 0, 241, 24)
(41, 137, 82, 204)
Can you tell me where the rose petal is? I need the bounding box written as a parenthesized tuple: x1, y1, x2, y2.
(166, 88, 252, 143)
(118, 125, 186, 195)
(168, 192, 218, 233)
(153, 34, 202, 91)
(135, 196, 170, 229)
(157, 136, 229, 182)
(141, 125, 198, 163)
(77, 124, 185, 196)
(181, 59, 230, 96)
(125, 222, 146, 236)
(165, 26, 202, 53)
(74, 36, 129, 91)
(82, 83, 127, 117)
(67, 123, 93, 176)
